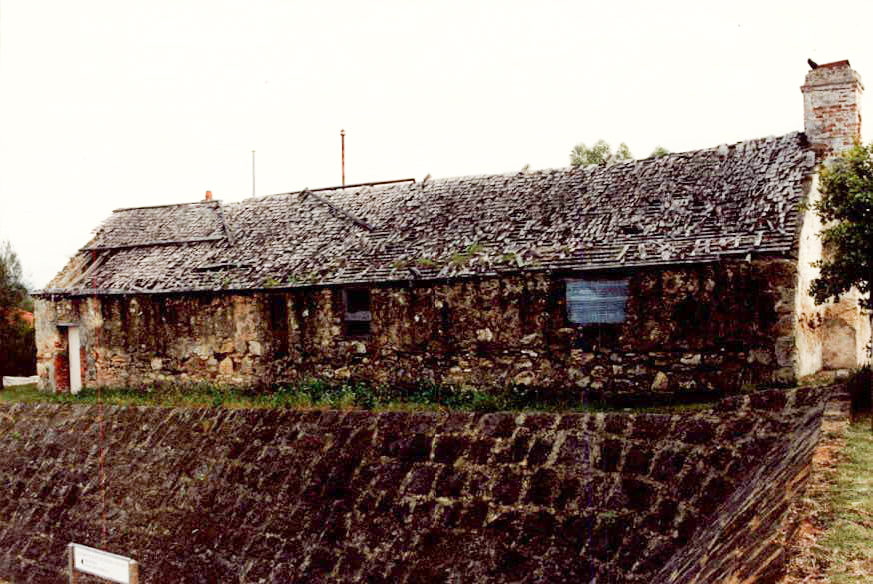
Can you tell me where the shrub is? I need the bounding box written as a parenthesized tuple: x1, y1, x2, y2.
(847, 366, 872, 413)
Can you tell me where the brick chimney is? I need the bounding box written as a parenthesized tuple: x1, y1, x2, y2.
(801, 60, 864, 157)
(205, 190, 213, 201)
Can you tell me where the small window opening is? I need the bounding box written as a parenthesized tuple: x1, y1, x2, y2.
(344, 288, 372, 337)
(269, 295, 290, 356)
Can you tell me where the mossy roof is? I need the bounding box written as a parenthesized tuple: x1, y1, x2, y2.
(40, 132, 816, 295)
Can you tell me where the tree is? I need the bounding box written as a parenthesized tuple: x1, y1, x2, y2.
(0, 241, 35, 385)
(808, 143, 873, 419)
(0, 241, 27, 317)
(570, 140, 631, 166)
(650, 146, 670, 158)
(569, 140, 669, 166)
(809, 144, 873, 311)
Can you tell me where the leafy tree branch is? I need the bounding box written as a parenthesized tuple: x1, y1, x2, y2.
(569, 140, 669, 166)
(809, 144, 873, 311)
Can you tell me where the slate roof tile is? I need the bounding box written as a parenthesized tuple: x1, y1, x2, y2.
(41, 132, 816, 295)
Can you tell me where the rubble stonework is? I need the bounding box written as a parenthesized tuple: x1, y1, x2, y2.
(658, 387, 838, 582)
(36, 259, 801, 397)
(0, 385, 832, 583)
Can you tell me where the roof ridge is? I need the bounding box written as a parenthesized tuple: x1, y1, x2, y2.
(113, 201, 219, 213)
(114, 133, 807, 214)
(360, 131, 809, 186)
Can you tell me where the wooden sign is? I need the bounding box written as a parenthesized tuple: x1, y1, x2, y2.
(68, 543, 139, 584)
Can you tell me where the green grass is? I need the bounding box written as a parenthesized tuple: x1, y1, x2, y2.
(820, 416, 873, 583)
(0, 380, 716, 414)
(0, 383, 232, 408)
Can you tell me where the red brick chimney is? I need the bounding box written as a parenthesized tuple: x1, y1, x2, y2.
(801, 60, 864, 158)
(205, 190, 213, 201)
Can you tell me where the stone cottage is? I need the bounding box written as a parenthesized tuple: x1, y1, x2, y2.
(34, 60, 871, 398)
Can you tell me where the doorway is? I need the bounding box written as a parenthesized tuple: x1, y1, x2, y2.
(58, 325, 82, 394)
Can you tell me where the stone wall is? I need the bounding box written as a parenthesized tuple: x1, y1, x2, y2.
(0, 386, 830, 583)
(36, 259, 800, 399)
(657, 387, 831, 582)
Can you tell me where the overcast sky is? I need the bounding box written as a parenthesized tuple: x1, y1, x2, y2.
(1, 0, 871, 288)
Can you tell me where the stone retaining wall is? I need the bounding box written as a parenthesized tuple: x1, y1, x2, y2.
(0, 385, 831, 583)
(657, 387, 831, 582)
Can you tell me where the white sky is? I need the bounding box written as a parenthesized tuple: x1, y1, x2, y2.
(0, 0, 871, 288)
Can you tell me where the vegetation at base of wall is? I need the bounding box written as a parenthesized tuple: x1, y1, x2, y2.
(845, 366, 872, 413)
(815, 415, 873, 583)
(0, 380, 716, 413)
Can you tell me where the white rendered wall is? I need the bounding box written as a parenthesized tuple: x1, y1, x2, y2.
(795, 173, 872, 375)
(794, 176, 825, 377)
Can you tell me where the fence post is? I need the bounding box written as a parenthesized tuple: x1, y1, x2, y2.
(67, 544, 78, 584)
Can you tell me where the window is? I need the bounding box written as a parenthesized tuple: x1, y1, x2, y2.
(566, 278, 629, 325)
(268, 294, 290, 356)
(343, 288, 372, 336)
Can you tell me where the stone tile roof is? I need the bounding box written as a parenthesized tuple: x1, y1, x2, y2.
(41, 132, 816, 295)
(86, 201, 227, 250)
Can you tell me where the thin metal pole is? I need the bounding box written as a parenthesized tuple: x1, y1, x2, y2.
(341, 129, 345, 186)
(94, 249, 106, 546)
(252, 150, 256, 198)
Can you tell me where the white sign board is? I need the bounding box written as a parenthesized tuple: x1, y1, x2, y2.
(1, 375, 39, 387)
(69, 543, 137, 584)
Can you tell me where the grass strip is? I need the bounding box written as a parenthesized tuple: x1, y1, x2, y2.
(0, 381, 714, 413)
(819, 415, 873, 583)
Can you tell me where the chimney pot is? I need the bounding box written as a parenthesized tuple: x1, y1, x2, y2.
(205, 190, 213, 201)
(801, 59, 864, 158)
